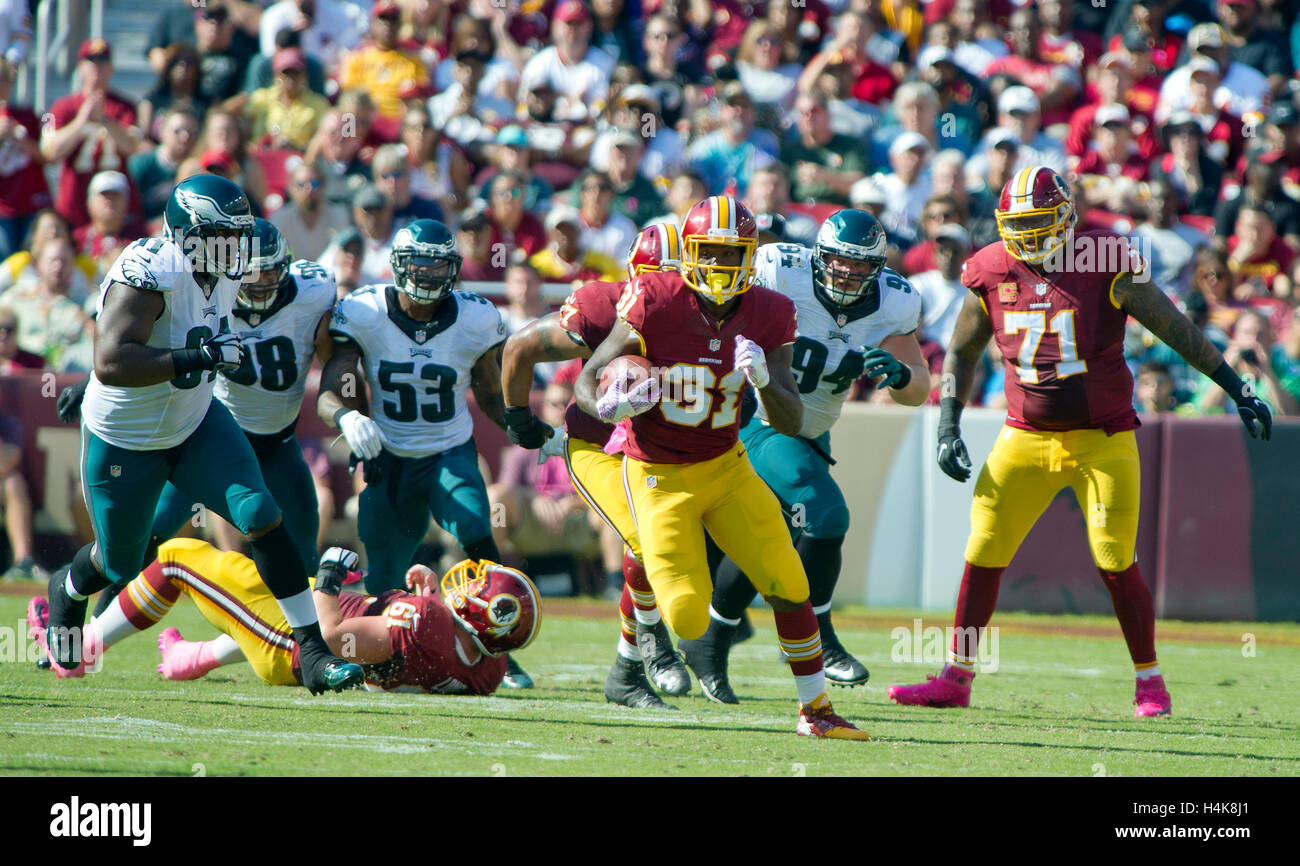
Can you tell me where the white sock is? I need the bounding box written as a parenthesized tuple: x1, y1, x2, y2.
(1136, 664, 1161, 680)
(275, 589, 317, 630)
(64, 572, 88, 602)
(616, 637, 641, 662)
(947, 653, 977, 674)
(708, 605, 741, 627)
(210, 633, 245, 665)
(632, 606, 661, 626)
(793, 671, 826, 706)
(811, 601, 832, 616)
(89, 595, 138, 649)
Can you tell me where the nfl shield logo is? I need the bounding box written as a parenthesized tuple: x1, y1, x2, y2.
(249, 313, 261, 326)
(1035, 282, 1048, 296)
(836, 314, 848, 327)
(709, 338, 721, 352)
(414, 329, 427, 343)
(998, 282, 1018, 304)
(110, 465, 122, 478)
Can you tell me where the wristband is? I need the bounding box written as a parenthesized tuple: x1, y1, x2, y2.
(889, 363, 913, 391)
(332, 407, 353, 429)
(171, 347, 208, 376)
(1209, 361, 1247, 402)
(938, 396, 964, 437)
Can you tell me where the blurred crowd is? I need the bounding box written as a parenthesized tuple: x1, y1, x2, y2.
(1, 0, 1299, 582)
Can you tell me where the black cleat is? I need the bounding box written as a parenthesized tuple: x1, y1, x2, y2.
(44, 569, 88, 672)
(636, 619, 690, 696)
(501, 654, 534, 689)
(604, 655, 675, 709)
(818, 613, 870, 686)
(679, 618, 739, 704)
(300, 654, 365, 694)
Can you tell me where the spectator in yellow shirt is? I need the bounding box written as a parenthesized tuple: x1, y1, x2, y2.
(528, 205, 623, 287)
(244, 48, 331, 150)
(338, 1, 429, 121)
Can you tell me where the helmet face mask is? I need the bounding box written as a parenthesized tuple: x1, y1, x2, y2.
(680, 196, 758, 304)
(812, 208, 888, 312)
(439, 559, 541, 657)
(996, 166, 1076, 264)
(237, 218, 292, 310)
(390, 219, 462, 304)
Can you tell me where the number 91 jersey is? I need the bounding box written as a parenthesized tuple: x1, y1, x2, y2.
(752, 243, 921, 438)
(214, 260, 337, 435)
(330, 286, 507, 458)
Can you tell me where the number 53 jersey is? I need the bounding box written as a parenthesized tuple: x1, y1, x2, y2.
(961, 230, 1140, 434)
(330, 285, 507, 458)
(214, 260, 337, 435)
(751, 243, 922, 438)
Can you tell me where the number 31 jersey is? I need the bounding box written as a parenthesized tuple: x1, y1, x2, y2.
(961, 231, 1139, 434)
(82, 237, 241, 450)
(331, 286, 507, 458)
(752, 243, 922, 439)
(214, 260, 337, 435)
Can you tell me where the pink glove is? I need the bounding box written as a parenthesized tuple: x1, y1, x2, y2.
(596, 373, 659, 423)
(733, 335, 770, 389)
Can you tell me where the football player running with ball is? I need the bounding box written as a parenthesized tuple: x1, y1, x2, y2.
(683, 210, 930, 703)
(888, 166, 1272, 717)
(501, 223, 694, 709)
(31, 176, 362, 694)
(317, 219, 532, 686)
(67, 537, 539, 695)
(576, 196, 870, 739)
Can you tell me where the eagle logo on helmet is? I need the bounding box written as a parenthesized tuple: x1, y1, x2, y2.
(812, 209, 889, 314)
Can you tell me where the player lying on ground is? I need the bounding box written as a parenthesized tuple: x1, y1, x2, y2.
(501, 223, 693, 709)
(575, 195, 870, 739)
(683, 209, 930, 703)
(28, 538, 540, 695)
(316, 219, 532, 689)
(888, 166, 1273, 717)
(37, 175, 360, 693)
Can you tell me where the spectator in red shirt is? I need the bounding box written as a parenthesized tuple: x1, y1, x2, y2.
(486, 171, 546, 265)
(982, 6, 1080, 128)
(73, 171, 144, 279)
(1037, 0, 1102, 72)
(1104, 0, 1184, 73)
(901, 192, 965, 276)
(0, 58, 51, 261)
(797, 11, 897, 107)
(456, 211, 504, 282)
(40, 39, 143, 230)
(1228, 204, 1297, 296)
(1182, 57, 1246, 168)
(1074, 105, 1150, 213)
(1069, 52, 1159, 160)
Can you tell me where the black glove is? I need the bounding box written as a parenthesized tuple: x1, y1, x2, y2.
(315, 547, 359, 596)
(56, 376, 90, 424)
(172, 332, 245, 376)
(936, 396, 972, 483)
(1234, 383, 1273, 441)
(347, 450, 387, 485)
(861, 346, 912, 390)
(504, 405, 555, 450)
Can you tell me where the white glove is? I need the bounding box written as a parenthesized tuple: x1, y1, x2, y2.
(338, 410, 386, 460)
(733, 335, 770, 389)
(596, 375, 659, 423)
(319, 547, 360, 571)
(537, 426, 566, 463)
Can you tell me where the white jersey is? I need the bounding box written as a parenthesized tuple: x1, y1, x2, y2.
(213, 260, 337, 436)
(82, 237, 242, 450)
(331, 286, 506, 458)
(751, 243, 922, 439)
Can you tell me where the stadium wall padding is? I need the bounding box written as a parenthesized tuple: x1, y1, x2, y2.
(3, 375, 1295, 621)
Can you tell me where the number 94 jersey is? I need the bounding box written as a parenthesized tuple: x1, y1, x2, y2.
(214, 260, 337, 435)
(752, 243, 922, 438)
(330, 286, 507, 458)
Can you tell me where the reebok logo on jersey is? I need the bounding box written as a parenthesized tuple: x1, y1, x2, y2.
(409, 347, 433, 358)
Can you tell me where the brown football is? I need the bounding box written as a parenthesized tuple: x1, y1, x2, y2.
(597, 355, 654, 399)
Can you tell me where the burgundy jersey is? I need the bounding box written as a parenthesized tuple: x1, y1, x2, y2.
(961, 230, 1140, 434)
(46, 91, 139, 228)
(335, 589, 507, 695)
(558, 280, 622, 446)
(618, 271, 798, 464)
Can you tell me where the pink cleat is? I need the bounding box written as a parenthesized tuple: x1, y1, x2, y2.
(1134, 675, 1172, 717)
(157, 627, 219, 681)
(26, 597, 88, 678)
(887, 664, 974, 708)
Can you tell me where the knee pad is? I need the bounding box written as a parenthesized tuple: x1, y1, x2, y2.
(233, 490, 282, 536)
(802, 500, 850, 539)
(663, 592, 710, 641)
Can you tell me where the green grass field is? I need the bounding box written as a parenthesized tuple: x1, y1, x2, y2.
(2, 588, 1299, 777)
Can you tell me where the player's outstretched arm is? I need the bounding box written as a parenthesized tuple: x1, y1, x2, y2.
(936, 291, 996, 482)
(1113, 272, 1273, 439)
(502, 313, 590, 407)
(471, 342, 509, 431)
(756, 344, 804, 436)
(575, 318, 644, 420)
(95, 281, 229, 387)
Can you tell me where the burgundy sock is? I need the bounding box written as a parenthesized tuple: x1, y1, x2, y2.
(773, 602, 823, 676)
(1098, 562, 1157, 666)
(618, 583, 636, 646)
(951, 562, 1005, 660)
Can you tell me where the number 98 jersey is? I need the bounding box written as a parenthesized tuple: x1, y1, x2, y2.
(752, 243, 922, 438)
(214, 260, 338, 435)
(330, 286, 507, 458)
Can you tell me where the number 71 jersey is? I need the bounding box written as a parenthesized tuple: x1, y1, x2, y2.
(214, 260, 337, 435)
(330, 286, 507, 458)
(752, 243, 922, 438)
(960, 231, 1139, 434)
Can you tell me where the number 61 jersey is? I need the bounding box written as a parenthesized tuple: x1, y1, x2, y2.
(214, 260, 337, 435)
(330, 286, 507, 458)
(752, 243, 922, 439)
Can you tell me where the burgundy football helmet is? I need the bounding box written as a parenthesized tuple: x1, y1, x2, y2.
(626, 222, 683, 281)
(679, 195, 758, 302)
(995, 165, 1077, 263)
(440, 560, 542, 656)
